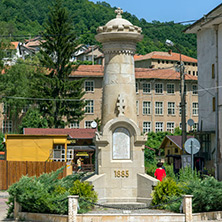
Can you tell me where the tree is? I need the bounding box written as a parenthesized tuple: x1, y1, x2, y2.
(0, 59, 42, 132)
(19, 108, 48, 133)
(38, 0, 85, 128)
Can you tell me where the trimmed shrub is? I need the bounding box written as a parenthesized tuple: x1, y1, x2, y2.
(7, 167, 97, 217)
(151, 177, 184, 208)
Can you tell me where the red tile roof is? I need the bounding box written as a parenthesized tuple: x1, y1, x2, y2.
(70, 65, 198, 81)
(9, 42, 19, 49)
(24, 128, 96, 139)
(135, 51, 197, 63)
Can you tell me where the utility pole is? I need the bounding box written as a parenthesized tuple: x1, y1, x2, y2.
(165, 39, 187, 152)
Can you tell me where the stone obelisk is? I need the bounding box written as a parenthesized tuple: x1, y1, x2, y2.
(87, 8, 157, 204)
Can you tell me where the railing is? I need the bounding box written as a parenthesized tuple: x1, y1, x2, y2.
(72, 164, 94, 172)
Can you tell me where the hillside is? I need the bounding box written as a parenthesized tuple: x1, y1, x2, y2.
(0, 0, 197, 58)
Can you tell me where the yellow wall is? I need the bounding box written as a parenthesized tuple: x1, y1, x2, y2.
(6, 135, 68, 162)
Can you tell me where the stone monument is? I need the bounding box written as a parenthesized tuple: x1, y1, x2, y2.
(87, 8, 158, 204)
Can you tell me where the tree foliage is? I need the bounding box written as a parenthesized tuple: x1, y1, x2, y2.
(0, 0, 197, 58)
(37, 0, 85, 128)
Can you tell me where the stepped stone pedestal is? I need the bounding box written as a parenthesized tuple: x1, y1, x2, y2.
(87, 8, 158, 204)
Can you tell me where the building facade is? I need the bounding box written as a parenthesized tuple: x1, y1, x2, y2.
(135, 51, 198, 76)
(185, 3, 222, 179)
(69, 65, 198, 133)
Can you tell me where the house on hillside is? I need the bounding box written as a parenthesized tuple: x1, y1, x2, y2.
(184, 3, 222, 179)
(135, 51, 198, 76)
(3, 42, 22, 66)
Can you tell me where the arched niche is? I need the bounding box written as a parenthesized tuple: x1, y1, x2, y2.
(112, 127, 130, 160)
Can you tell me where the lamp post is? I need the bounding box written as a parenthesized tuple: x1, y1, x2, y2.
(165, 39, 187, 153)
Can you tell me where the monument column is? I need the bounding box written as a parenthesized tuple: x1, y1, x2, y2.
(87, 8, 158, 205)
(96, 8, 143, 128)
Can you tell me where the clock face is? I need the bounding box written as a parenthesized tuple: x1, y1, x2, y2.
(91, 121, 97, 128)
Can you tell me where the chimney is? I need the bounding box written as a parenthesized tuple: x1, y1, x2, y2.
(168, 49, 172, 55)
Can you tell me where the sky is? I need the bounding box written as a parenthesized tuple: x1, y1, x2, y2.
(90, 0, 222, 23)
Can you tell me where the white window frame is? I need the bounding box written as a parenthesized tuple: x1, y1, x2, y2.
(85, 100, 94, 114)
(168, 102, 175, 115)
(155, 102, 163, 115)
(142, 82, 151, 94)
(53, 145, 65, 162)
(192, 102, 198, 116)
(155, 83, 163, 94)
(155, 122, 163, 132)
(166, 122, 175, 133)
(84, 80, 94, 92)
(143, 122, 151, 133)
(179, 84, 187, 94)
(2, 120, 13, 133)
(85, 121, 93, 128)
(192, 84, 198, 95)
(179, 102, 187, 115)
(143, 101, 151, 115)
(69, 121, 79, 129)
(166, 83, 175, 94)
(67, 149, 74, 162)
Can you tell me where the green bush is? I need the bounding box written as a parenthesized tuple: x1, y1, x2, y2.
(151, 177, 184, 208)
(69, 180, 98, 213)
(183, 176, 222, 212)
(7, 167, 96, 217)
(178, 167, 201, 184)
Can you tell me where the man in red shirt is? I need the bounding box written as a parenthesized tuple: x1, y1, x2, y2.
(154, 162, 166, 181)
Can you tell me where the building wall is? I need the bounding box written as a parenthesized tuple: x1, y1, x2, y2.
(135, 59, 198, 76)
(77, 77, 198, 133)
(6, 135, 68, 161)
(197, 28, 217, 132)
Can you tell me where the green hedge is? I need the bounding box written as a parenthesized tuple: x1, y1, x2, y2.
(7, 167, 97, 217)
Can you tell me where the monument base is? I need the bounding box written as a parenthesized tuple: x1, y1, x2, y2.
(86, 173, 158, 205)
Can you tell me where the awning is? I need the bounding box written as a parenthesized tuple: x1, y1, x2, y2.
(53, 139, 67, 144)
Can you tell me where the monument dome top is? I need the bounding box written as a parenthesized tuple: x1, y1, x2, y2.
(96, 8, 142, 35)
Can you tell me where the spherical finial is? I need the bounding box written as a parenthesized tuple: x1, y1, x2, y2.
(115, 7, 123, 18)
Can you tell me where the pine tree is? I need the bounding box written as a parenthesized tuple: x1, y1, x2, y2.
(38, 0, 85, 128)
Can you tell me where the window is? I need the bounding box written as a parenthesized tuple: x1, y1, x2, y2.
(192, 103, 198, 116)
(85, 121, 93, 128)
(192, 123, 198, 131)
(67, 149, 74, 162)
(166, 84, 175, 94)
(212, 64, 215, 79)
(136, 101, 139, 115)
(155, 122, 163, 132)
(53, 145, 65, 162)
(158, 60, 160, 64)
(193, 71, 195, 76)
(143, 122, 151, 133)
(155, 102, 163, 115)
(136, 82, 139, 94)
(168, 102, 175, 115)
(175, 148, 179, 153)
(167, 122, 175, 133)
(143, 101, 151, 115)
(84, 80, 94, 92)
(85, 100, 94, 114)
(155, 83, 163, 94)
(2, 120, 12, 133)
(192, 84, 198, 95)
(179, 84, 187, 94)
(69, 121, 79, 129)
(142, 82, 151, 94)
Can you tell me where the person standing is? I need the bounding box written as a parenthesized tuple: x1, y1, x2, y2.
(77, 157, 82, 173)
(154, 162, 166, 181)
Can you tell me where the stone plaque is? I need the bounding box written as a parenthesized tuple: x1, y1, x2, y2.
(113, 127, 130, 159)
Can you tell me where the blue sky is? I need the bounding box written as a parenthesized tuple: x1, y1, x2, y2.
(90, 0, 221, 23)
